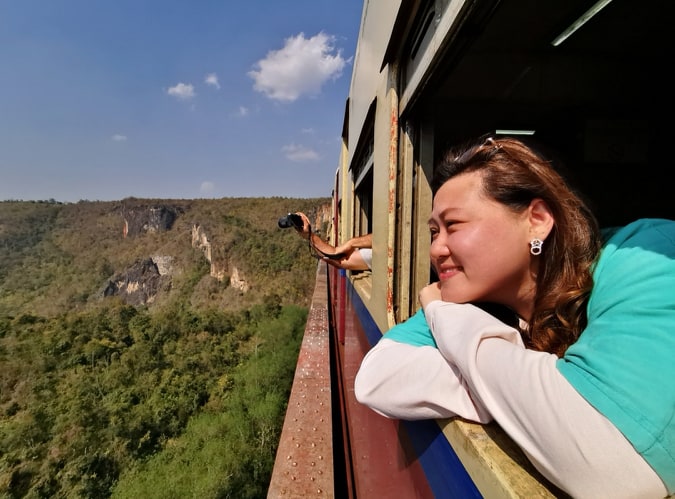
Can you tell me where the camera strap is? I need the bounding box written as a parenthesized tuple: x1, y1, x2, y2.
(297, 216, 349, 262)
(306, 225, 347, 261)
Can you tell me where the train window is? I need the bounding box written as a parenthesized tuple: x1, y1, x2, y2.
(403, 0, 454, 93)
(409, 4, 435, 60)
(354, 166, 373, 236)
(351, 117, 374, 238)
(351, 120, 374, 189)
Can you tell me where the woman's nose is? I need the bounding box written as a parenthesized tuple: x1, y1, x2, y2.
(430, 234, 451, 259)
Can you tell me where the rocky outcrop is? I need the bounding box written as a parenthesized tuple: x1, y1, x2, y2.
(102, 257, 172, 306)
(230, 266, 249, 292)
(191, 223, 244, 287)
(104, 222, 253, 306)
(151, 255, 174, 276)
(123, 205, 179, 238)
(191, 224, 212, 262)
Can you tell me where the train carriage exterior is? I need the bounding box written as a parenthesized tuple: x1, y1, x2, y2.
(269, 0, 674, 497)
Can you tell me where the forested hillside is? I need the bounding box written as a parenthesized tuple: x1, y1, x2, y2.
(0, 197, 330, 498)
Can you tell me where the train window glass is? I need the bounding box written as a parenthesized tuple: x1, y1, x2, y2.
(409, 6, 435, 60)
(403, 0, 453, 90)
(354, 167, 373, 236)
(351, 120, 374, 186)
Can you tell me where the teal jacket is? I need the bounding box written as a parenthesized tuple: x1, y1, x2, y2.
(558, 218, 675, 491)
(383, 218, 675, 491)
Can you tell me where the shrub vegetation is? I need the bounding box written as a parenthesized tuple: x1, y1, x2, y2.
(0, 198, 328, 498)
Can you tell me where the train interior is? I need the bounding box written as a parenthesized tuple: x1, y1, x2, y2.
(415, 0, 673, 228)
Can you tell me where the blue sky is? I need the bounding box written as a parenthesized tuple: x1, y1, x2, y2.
(0, 0, 363, 202)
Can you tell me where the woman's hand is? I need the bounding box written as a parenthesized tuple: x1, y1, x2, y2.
(419, 282, 442, 308)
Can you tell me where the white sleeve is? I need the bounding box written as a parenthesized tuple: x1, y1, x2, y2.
(423, 301, 526, 413)
(422, 301, 670, 499)
(354, 338, 492, 422)
(357, 248, 372, 270)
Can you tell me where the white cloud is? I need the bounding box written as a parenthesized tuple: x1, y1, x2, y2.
(248, 32, 347, 102)
(205, 73, 220, 89)
(167, 82, 196, 100)
(200, 181, 215, 194)
(282, 143, 319, 162)
(111, 134, 127, 142)
(237, 106, 249, 117)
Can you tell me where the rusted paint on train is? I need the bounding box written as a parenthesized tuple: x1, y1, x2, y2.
(386, 88, 399, 324)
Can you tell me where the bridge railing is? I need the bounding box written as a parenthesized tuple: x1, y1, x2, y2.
(268, 263, 335, 498)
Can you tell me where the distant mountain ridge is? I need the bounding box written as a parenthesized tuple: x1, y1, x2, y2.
(0, 197, 331, 318)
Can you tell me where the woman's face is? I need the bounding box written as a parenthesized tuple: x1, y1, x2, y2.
(428, 170, 537, 319)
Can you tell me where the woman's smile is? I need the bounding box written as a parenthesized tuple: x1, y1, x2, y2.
(437, 265, 463, 281)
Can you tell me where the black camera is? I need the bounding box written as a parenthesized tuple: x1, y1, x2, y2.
(278, 213, 303, 229)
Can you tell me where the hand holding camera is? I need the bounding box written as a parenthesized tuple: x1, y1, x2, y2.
(277, 213, 304, 229)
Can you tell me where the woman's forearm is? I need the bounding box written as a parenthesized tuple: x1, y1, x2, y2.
(354, 338, 492, 422)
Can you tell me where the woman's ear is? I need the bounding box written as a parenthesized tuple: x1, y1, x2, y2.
(528, 198, 555, 239)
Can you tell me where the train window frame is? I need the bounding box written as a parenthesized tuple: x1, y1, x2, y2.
(393, 117, 434, 323)
(350, 112, 375, 253)
(354, 166, 373, 237)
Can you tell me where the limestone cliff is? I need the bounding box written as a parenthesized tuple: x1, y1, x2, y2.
(122, 204, 181, 238)
(102, 257, 172, 306)
(192, 223, 248, 291)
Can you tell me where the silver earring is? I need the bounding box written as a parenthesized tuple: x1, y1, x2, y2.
(529, 238, 543, 255)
